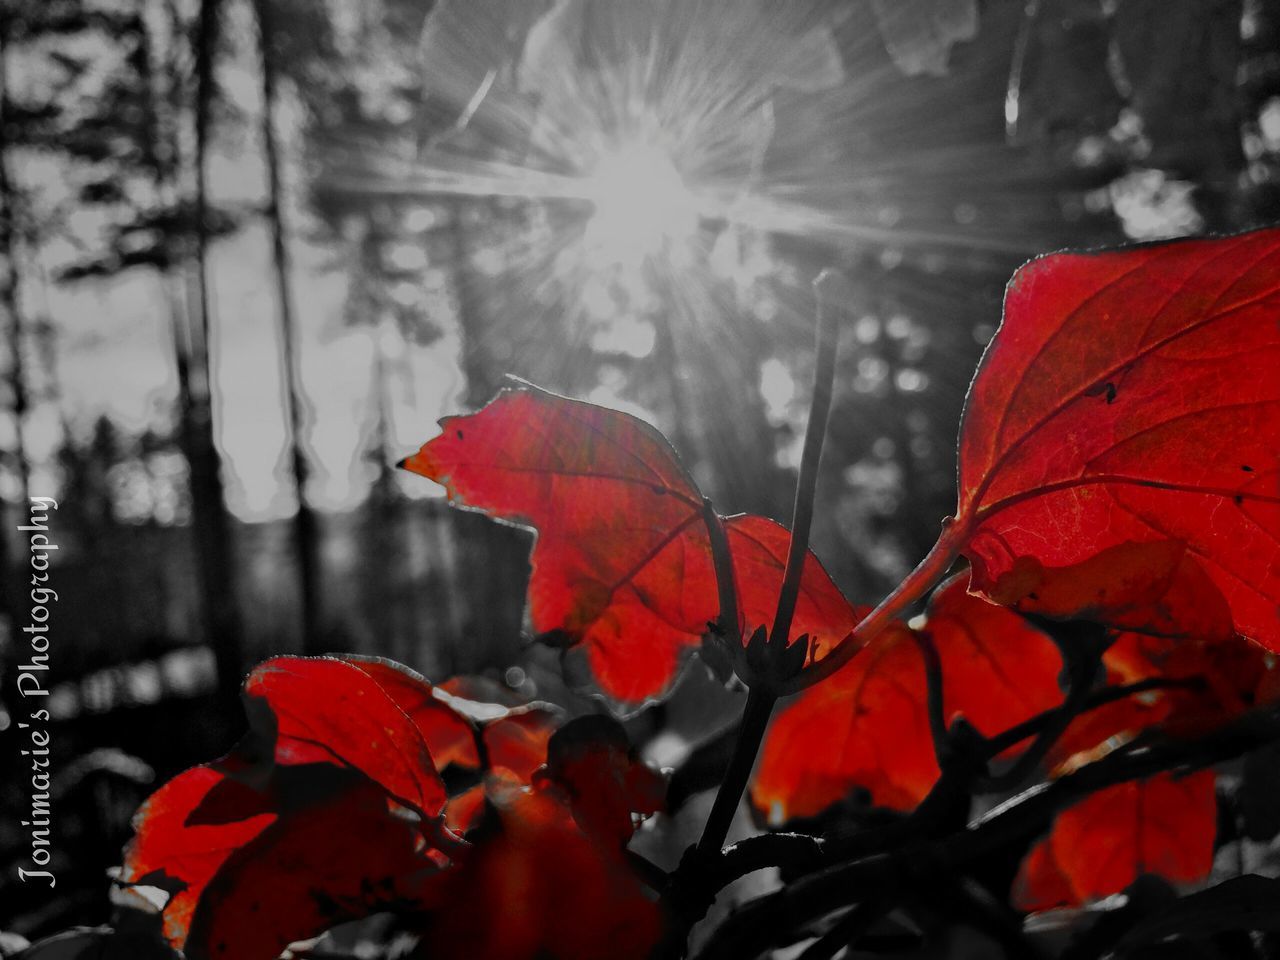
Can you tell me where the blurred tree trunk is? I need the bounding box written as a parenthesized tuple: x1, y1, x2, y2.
(253, 0, 323, 653)
(0, 17, 31, 724)
(0, 25, 29, 514)
(187, 0, 246, 713)
(448, 198, 500, 409)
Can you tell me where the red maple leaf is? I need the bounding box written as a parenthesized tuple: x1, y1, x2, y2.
(402, 383, 858, 705)
(122, 655, 664, 959)
(953, 228, 1280, 647)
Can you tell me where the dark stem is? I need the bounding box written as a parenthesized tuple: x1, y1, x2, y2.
(702, 498, 739, 641)
(665, 272, 848, 959)
(695, 270, 844, 855)
(694, 704, 1280, 960)
(769, 269, 841, 648)
(784, 524, 961, 694)
(975, 624, 1109, 793)
(912, 629, 950, 767)
(796, 900, 884, 960)
(695, 687, 775, 859)
(684, 676, 1211, 900)
(714, 833, 826, 885)
(982, 676, 1203, 759)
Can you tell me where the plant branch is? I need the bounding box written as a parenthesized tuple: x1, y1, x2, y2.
(702, 498, 739, 642)
(710, 832, 826, 887)
(779, 271, 964, 698)
(912, 629, 950, 767)
(976, 655, 1095, 794)
(695, 687, 775, 859)
(693, 269, 846, 858)
(796, 900, 885, 960)
(664, 271, 847, 959)
(693, 704, 1280, 960)
(769, 268, 841, 650)
(982, 676, 1203, 759)
(785, 523, 962, 694)
(684, 677, 1208, 898)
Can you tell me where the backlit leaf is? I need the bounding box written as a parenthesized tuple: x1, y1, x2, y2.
(411, 784, 663, 960)
(185, 774, 438, 960)
(403, 383, 858, 705)
(1013, 771, 1217, 910)
(244, 657, 449, 819)
(752, 576, 1063, 820)
(956, 228, 1280, 648)
(402, 383, 712, 705)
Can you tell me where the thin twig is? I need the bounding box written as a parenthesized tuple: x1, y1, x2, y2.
(796, 900, 885, 960)
(912, 629, 950, 768)
(702, 499, 739, 640)
(982, 676, 1203, 759)
(769, 268, 842, 650)
(665, 272, 848, 959)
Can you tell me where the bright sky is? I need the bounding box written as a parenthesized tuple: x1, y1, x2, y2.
(15, 43, 468, 520)
(38, 219, 465, 518)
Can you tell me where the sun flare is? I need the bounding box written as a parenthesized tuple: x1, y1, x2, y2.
(582, 142, 699, 267)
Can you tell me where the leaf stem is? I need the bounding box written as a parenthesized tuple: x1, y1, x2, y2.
(783, 522, 962, 695)
(695, 271, 845, 854)
(981, 676, 1203, 760)
(694, 686, 776, 859)
(702, 498, 739, 642)
(769, 268, 842, 649)
(911, 629, 949, 767)
(675, 271, 849, 954)
(694, 703, 1280, 960)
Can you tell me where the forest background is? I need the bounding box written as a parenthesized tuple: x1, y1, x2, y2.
(2, 0, 1280, 940)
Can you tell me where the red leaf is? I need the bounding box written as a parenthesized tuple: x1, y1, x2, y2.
(443, 785, 488, 836)
(1013, 771, 1217, 910)
(121, 767, 275, 949)
(481, 706, 560, 781)
(753, 619, 932, 819)
(402, 384, 712, 704)
(244, 657, 450, 820)
(185, 775, 439, 960)
(403, 385, 858, 705)
(982, 540, 1236, 644)
(124, 658, 592, 956)
(538, 715, 666, 848)
(441, 706, 562, 835)
(725, 515, 860, 661)
(752, 577, 1063, 820)
(344, 657, 482, 771)
(1052, 631, 1278, 770)
(956, 228, 1280, 648)
(412, 784, 663, 960)
(925, 574, 1065, 746)
(339, 662, 563, 834)
(125, 658, 473, 952)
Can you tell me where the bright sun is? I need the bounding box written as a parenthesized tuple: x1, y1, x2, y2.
(582, 142, 698, 267)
